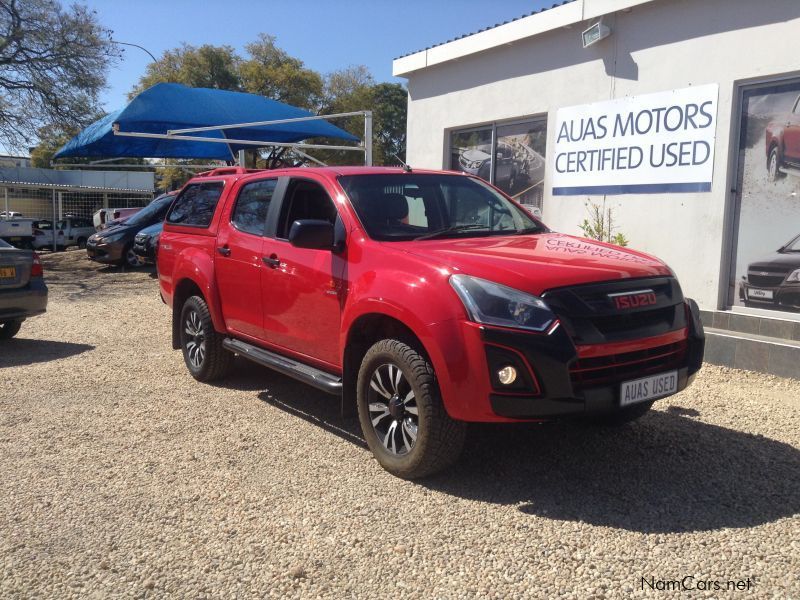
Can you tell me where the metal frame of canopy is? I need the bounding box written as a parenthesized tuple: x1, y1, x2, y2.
(110, 109, 373, 167)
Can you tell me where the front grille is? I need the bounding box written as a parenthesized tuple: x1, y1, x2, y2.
(747, 272, 786, 287)
(570, 340, 687, 391)
(543, 277, 686, 344)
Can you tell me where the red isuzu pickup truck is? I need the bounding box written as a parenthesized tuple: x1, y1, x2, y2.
(158, 166, 704, 478)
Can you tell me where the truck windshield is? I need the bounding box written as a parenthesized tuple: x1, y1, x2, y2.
(338, 174, 545, 241)
(783, 235, 800, 252)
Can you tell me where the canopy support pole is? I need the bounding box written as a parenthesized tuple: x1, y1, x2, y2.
(364, 110, 373, 167)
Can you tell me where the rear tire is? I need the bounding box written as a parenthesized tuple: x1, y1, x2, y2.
(590, 401, 654, 426)
(356, 339, 466, 479)
(0, 320, 22, 340)
(179, 296, 233, 382)
(77, 237, 87, 249)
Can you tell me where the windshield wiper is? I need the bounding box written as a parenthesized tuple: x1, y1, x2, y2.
(413, 224, 488, 241)
(513, 226, 543, 235)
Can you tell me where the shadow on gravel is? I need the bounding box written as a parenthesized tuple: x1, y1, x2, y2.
(0, 338, 94, 367)
(429, 414, 800, 534)
(244, 369, 800, 533)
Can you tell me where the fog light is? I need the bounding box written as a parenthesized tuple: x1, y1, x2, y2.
(497, 365, 518, 385)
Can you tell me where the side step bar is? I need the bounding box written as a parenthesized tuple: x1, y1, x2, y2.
(223, 338, 343, 395)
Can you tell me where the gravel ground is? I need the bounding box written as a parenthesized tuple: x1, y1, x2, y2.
(1, 250, 799, 599)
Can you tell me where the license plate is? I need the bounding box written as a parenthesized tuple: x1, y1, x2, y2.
(747, 288, 774, 300)
(0, 266, 15, 279)
(620, 370, 678, 406)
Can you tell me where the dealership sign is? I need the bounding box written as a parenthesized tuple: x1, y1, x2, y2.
(552, 84, 719, 195)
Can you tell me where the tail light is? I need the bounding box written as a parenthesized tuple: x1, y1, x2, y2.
(31, 253, 44, 277)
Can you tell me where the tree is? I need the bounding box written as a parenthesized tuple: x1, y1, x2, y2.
(130, 43, 241, 98)
(0, 0, 119, 151)
(30, 124, 83, 168)
(239, 34, 322, 110)
(371, 83, 407, 166)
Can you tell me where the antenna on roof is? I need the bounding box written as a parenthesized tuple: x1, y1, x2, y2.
(394, 154, 412, 172)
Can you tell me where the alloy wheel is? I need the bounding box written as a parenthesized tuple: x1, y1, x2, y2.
(184, 309, 206, 369)
(367, 362, 419, 455)
(126, 248, 143, 267)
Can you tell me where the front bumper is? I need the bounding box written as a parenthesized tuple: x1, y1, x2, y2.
(433, 299, 705, 422)
(0, 278, 48, 321)
(132, 239, 156, 262)
(86, 239, 124, 264)
(739, 280, 800, 311)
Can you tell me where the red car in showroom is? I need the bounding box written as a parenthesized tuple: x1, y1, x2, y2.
(157, 166, 704, 478)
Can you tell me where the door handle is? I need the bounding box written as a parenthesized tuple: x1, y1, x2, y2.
(262, 254, 281, 268)
(217, 246, 231, 257)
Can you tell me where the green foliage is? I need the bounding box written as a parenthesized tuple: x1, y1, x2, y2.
(239, 34, 323, 110)
(130, 44, 242, 98)
(0, 0, 119, 150)
(30, 125, 83, 168)
(578, 200, 629, 247)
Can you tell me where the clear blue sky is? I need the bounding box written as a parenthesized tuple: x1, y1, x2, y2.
(78, 0, 556, 111)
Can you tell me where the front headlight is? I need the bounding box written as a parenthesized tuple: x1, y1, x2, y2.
(786, 269, 800, 283)
(450, 274, 556, 332)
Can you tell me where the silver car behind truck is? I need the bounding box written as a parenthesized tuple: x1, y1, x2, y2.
(0, 239, 47, 339)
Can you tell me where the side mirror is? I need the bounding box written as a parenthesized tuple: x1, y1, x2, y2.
(288, 219, 335, 250)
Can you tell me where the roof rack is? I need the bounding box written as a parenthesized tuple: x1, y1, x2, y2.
(195, 167, 265, 177)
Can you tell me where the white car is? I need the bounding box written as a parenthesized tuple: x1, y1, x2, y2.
(32, 217, 95, 250)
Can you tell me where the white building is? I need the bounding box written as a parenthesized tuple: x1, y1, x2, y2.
(393, 0, 800, 377)
(393, 0, 800, 375)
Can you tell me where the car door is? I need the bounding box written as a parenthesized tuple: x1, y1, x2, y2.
(215, 178, 280, 339)
(260, 177, 345, 368)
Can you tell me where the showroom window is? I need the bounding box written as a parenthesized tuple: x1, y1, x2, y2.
(449, 118, 547, 214)
(728, 77, 800, 315)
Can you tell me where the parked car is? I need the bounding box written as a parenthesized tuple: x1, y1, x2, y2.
(158, 167, 705, 479)
(132, 222, 162, 263)
(458, 141, 522, 189)
(86, 193, 176, 267)
(739, 233, 800, 310)
(0, 218, 35, 248)
(0, 211, 23, 219)
(32, 217, 94, 250)
(0, 238, 47, 339)
(93, 207, 143, 231)
(765, 94, 800, 181)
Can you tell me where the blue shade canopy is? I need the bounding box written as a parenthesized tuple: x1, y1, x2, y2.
(54, 83, 360, 160)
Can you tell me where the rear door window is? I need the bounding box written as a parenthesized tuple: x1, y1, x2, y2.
(231, 179, 277, 236)
(167, 181, 225, 227)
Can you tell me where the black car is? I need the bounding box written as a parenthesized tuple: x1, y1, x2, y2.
(132, 222, 162, 263)
(86, 192, 175, 267)
(0, 239, 47, 339)
(739, 233, 800, 310)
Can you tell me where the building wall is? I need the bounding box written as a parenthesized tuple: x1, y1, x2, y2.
(403, 0, 800, 310)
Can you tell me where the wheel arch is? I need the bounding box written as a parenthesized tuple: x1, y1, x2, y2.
(171, 276, 226, 349)
(342, 312, 435, 415)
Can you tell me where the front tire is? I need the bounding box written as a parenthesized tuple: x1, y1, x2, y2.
(0, 320, 22, 340)
(356, 339, 466, 479)
(768, 147, 784, 182)
(123, 244, 144, 268)
(179, 296, 233, 382)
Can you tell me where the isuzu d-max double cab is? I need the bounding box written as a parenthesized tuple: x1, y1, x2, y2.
(158, 167, 704, 478)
